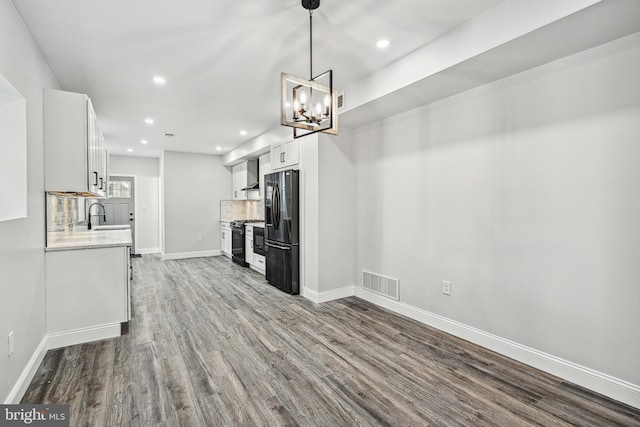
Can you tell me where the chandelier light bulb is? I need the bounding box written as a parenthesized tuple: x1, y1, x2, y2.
(293, 100, 300, 119)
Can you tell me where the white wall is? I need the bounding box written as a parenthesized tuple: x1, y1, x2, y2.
(109, 155, 161, 254)
(0, 0, 59, 402)
(318, 131, 356, 293)
(162, 151, 231, 257)
(353, 33, 640, 389)
(300, 131, 356, 300)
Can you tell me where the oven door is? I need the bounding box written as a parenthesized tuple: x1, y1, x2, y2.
(253, 227, 265, 256)
(231, 224, 248, 266)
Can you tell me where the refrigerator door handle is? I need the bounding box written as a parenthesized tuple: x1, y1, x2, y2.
(269, 181, 274, 227)
(270, 181, 278, 230)
(266, 242, 291, 251)
(273, 182, 280, 230)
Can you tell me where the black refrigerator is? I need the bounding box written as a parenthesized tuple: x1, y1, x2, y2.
(265, 169, 299, 294)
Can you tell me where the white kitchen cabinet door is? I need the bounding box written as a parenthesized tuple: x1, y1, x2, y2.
(221, 222, 232, 256)
(253, 254, 265, 273)
(44, 89, 106, 197)
(259, 153, 271, 200)
(271, 139, 298, 170)
(45, 246, 128, 335)
(231, 160, 258, 200)
(232, 162, 247, 200)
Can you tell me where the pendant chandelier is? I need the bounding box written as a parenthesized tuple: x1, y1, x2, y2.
(281, 0, 338, 139)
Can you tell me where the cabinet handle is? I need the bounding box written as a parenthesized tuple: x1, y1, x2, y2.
(99, 177, 103, 190)
(93, 171, 98, 186)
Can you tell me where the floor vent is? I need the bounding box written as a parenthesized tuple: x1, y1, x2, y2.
(362, 270, 399, 300)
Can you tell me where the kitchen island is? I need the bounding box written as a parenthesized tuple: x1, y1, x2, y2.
(45, 228, 132, 348)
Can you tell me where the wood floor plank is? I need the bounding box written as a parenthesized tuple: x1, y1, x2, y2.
(21, 254, 640, 426)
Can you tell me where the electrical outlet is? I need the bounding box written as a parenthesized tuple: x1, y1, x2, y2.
(442, 280, 451, 296)
(8, 331, 15, 356)
(197, 235, 203, 242)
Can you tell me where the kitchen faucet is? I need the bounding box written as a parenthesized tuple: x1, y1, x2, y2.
(87, 203, 106, 230)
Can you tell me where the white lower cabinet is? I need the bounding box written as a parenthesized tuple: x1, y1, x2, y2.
(244, 224, 265, 274)
(221, 222, 232, 256)
(253, 254, 265, 273)
(45, 246, 129, 339)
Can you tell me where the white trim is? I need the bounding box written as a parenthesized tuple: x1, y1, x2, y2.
(136, 247, 160, 255)
(4, 336, 48, 404)
(46, 323, 122, 350)
(6, 324, 124, 403)
(354, 288, 640, 409)
(303, 285, 356, 304)
(7, 284, 638, 408)
(162, 250, 221, 260)
(109, 173, 138, 253)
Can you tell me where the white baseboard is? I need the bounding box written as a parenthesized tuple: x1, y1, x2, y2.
(162, 250, 221, 260)
(303, 285, 356, 304)
(5, 323, 122, 403)
(4, 336, 48, 404)
(7, 285, 638, 408)
(136, 248, 160, 255)
(47, 323, 122, 350)
(354, 287, 640, 409)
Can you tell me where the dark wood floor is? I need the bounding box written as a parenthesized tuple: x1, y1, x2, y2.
(23, 255, 640, 426)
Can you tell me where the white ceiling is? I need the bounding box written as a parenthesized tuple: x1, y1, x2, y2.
(12, 0, 506, 158)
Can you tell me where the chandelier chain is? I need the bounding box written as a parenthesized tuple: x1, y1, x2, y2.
(309, 9, 313, 79)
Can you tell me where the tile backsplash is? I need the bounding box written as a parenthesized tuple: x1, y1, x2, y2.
(49, 195, 264, 230)
(220, 200, 264, 222)
(47, 194, 85, 231)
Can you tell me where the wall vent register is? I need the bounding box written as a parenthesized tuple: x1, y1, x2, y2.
(362, 270, 399, 300)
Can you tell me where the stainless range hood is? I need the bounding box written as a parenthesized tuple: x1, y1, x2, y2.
(241, 181, 259, 191)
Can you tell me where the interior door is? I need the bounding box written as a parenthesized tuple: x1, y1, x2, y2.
(103, 175, 136, 254)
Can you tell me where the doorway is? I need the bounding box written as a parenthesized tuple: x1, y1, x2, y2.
(104, 175, 137, 254)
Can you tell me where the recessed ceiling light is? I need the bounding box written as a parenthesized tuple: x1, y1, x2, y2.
(127, 148, 134, 152)
(140, 139, 148, 144)
(216, 146, 222, 151)
(144, 118, 154, 125)
(376, 39, 390, 49)
(239, 130, 247, 136)
(153, 75, 166, 85)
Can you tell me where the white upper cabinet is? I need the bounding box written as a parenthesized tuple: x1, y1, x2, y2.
(231, 160, 258, 200)
(271, 139, 298, 170)
(258, 152, 271, 200)
(44, 89, 107, 197)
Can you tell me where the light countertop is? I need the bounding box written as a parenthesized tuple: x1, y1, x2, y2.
(46, 229, 132, 251)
